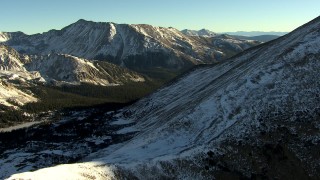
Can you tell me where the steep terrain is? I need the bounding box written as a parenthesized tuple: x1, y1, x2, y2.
(6, 16, 320, 179)
(1, 20, 260, 71)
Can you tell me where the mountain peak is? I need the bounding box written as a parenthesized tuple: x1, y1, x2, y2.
(181, 28, 216, 37)
(71, 19, 98, 27)
(198, 28, 211, 32)
(73, 19, 117, 26)
(75, 18, 92, 24)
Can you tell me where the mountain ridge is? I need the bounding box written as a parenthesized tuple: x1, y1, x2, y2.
(1, 20, 260, 71)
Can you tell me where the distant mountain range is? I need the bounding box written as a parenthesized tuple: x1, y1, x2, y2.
(230, 34, 281, 42)
(224, 31, 288, 36)
(181, 29, 283, 42)
(1, 20, 260, 72)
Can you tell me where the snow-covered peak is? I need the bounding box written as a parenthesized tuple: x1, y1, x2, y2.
(75, 19, 90, 24)
(181, 28, 217, 37)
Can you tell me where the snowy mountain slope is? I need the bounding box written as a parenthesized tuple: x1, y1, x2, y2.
(2, 20, 260, 70)
(8, 16, 320, 179)
(26, 54, 145, 86)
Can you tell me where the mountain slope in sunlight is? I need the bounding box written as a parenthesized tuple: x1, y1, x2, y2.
(8, 16, 320, 179)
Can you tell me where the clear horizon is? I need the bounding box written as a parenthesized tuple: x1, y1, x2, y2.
(0, 0, 319, 35)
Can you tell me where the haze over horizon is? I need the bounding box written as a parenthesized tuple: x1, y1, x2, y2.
(0, 0, 319, 35)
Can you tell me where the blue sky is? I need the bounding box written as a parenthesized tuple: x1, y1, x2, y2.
(0, 0, 319, 34)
